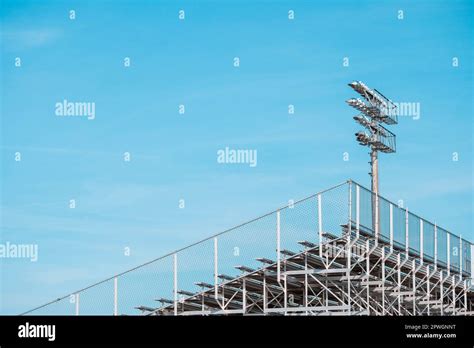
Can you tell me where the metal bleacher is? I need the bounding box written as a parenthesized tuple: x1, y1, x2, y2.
(22, 180, 473, 316)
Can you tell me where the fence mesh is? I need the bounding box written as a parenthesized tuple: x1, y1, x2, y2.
(392, 204, 406, 248)
(423, 220, 435, 261)
(117, 256, 173, 315)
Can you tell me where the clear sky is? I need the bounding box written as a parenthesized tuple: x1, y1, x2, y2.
(0, 0, 472, 314)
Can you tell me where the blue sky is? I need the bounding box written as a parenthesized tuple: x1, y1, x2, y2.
(0, 0, 472, 314)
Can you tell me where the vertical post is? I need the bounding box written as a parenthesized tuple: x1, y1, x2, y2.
(459, 236, 463, 274)
(214, 237, 218, 298)
(440, 271, 444, 316)
(348, 181, 352, 238)
(374, 192, 379, 243)
(397, 254, 401, 314)
(381, 247, 385, 315)
(420, 219, 424, 262)
(389, 203, 393, 252)
(173, 253, 178, 315)
(405, 208, 409, 257)
(366, 239, 370, 315)
(434, 223, 438, 270)
(201, 290, 205, 312)
(464, 280, 468, 313)
(466, 243, 474, 278)
(75, 293, 80, 316)
(426, 265, 430, 316)
(347, 182, 352, 315)
(371, 149, 379, 241)
(263, 275, 267, 313)
(318, 194, 323, 257)
(447, 234, 451, 276)
(277, 211, 281, 282)
(242, 278, 247, 313)
(452, 276, 455, 313)
(114, 277, 118, 316)
(356, 185, 360, 237)
(304, 254, 308, 312)
(412, 259, 416, 315)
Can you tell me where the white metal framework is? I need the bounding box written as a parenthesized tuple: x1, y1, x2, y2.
(21, 180, 473, 316)
(138, 182, 473, 316)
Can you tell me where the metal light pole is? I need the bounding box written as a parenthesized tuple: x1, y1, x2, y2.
(371, 149, 379, 236)
(347, 81, 397, 239)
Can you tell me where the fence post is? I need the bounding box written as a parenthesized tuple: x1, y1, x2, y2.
(347, 181, 352, 315)
(374, 191, 379, 244)
(214, 237, 218, 298)
(318, 194, 322, 257)
(277, 211, 281, 282)
(75, 293, 80, 316)
(389, 203, 393, 252)
(469, 242, 473, 276)
(114, 277, 118, 316)
(356, 185, 360, 237)
(420, 219, 424, 262)
(173, 253, 178, 316)
(434, 223, 438, 270)
(405, 208, 409, 257)
(447, 234, 451, 276)
(348, 181, 352, 241)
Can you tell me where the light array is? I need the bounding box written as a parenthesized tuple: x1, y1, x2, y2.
(347, 81, 397, 154)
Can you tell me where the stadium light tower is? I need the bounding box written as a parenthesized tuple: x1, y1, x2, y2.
(346, 81, 398, 238)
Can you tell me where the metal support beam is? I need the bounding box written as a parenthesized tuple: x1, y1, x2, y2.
(405, 208, 409, 257)
(389, 203, 393, 251)
(214, 237, 218, 298)
(420, 219, 424, 262)
(447, 234, 451, 276)
(174, 253, 178, 316)
(114, 277, 118, 316)
(347, 181, 352, 315)
(381, 247, 385, 315)
(75, 293, 80, 316)
(412, 259, 416, 315)
(318, 194, 323, 257)
(263, 275, 267, 313)
(277, 211, 281, 282)
(356, 185, 360, 237)
(371, 150, 379, 241)
(397, 254, 401, 313)
(434, 223, 438, 270)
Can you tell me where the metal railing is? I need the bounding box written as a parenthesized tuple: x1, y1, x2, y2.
(21, 180, 472, 315)
(353, 183, 471, 275)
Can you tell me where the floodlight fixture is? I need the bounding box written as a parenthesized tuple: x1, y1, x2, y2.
(348, 81, 398, 125)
